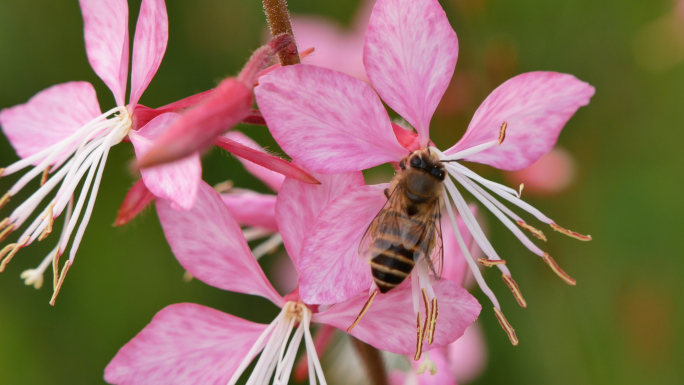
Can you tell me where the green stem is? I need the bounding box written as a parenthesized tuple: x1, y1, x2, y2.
(262, 0, 300, 65)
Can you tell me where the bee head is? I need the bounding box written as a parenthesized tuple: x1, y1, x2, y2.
(406, 151, 446, 181)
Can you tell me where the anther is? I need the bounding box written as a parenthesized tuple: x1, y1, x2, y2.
(347, 290, 378, 332)
(50, 260, 71, 306)
(0, 168, 4, 181)
(0, 192, 10, 211)
(517, 220, 547, 241)
(0, 237, 28, 272)
(493, 307, 518, 346)
(417, 358, 438, 375)
(40, 167, 49, 186)
(38, 203, 55, 241)
(421, 289, 431, 343)
(502, 274, 527, 308)
(550, 223, 592, 241)
(542, 253, 576, 285)
(213, 180, 234, 194)
(0, 223, 15, 243)
(52, 249, 61, 291)
(414, 312, 424, 361)
(0, 217, 8, 231)
(518, 183, 524, 197)
(478, 258, 507, 267)
(428, 297, 438, 345)
(498, 122, 507, 145)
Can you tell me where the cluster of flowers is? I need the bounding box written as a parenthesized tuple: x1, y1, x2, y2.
(0, 0, 593, 383)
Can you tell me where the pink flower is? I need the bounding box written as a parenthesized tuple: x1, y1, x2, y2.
(255, 0, 594, 345)
(506, 147, 577, 196)
(0, 0, 200, 304)
(105, 176, 479, 384)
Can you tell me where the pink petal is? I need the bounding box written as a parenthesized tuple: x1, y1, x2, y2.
(414, 347, 456, 385)
(80, 0, 129, 105)
(315, 279, 481, 355)
(364, 0, 458, 147)
(445, 72, 595, 171)
(129, 113, 200, 210)
(276, 172, 366, 267)
(131, 89, 215, 130)
(220, 191, 278, 232)
(156, 182, 284, 306)
(448, 322, 487, 384)
(298, 184, 388, 305)
(129, 0, 168, 106)
(255, 64, 407, 173)
(137, 78, 252, 168)
(0, 82, 101, 162)
(223, 132, 285, 192)
(215, 136, 319, 185)
(105, 303, 268, 385)
(114, 179, 155, 227)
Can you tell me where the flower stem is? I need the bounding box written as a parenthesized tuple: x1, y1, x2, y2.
(262, 0, 300, 66)
(351, 337, 389, 385)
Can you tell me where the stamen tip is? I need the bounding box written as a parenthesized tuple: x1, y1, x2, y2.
(502, 274, 527, 308)
(550, 223, 592, 241)
(498, 122, 507, 145)
(478, 258, 507, 267)
(493, 307, 519, 346)
(517, 220, 547, 242)
(542, 253, 576, 286)
(0, 192, 10, 211)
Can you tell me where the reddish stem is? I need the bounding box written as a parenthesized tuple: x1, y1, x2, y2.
(262, 0, 300, 65)
(351, 337, 389, 385)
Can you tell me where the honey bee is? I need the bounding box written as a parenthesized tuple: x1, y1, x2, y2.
(360, 148, 446, 293)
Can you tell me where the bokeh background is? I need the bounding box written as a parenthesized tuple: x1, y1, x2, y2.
(1, 0, 682, 384)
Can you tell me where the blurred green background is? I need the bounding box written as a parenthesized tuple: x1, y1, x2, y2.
(0, 0, 682, 384)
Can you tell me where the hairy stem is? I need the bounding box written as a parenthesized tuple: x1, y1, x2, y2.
(262, 0, 300, 65)
(351, 337, 389, 385)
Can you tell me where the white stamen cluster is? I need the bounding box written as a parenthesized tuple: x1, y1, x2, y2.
(0, 107, 131, 293)
(228, 301, 327, 385)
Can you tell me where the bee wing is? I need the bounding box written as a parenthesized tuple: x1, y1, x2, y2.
(406, 199, 443, 279)
(358, 184, 405, 258)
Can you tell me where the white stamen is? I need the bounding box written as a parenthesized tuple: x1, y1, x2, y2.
(445, 162, 520, 198)
(441, 186, 501, 310)
(440, 139, 499, 161)
(242, 227, 273, 242)
(252, 233, 283, 260)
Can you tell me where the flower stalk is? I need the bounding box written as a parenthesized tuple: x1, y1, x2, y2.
(263, 0, 300, 65)
(351, 337, 389, 385)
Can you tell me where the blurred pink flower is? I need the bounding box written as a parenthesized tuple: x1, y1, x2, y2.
(290, 0, 374, 82)
(105, 176, 479, 384)
(0, 0, 202, 303)
(506, 147, 577, 196)
(256, 0, 594, 345)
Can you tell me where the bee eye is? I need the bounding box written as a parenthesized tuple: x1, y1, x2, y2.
(432, 169, 445, 180)
(399, 159, 406, 170)
(409, 156, 422, 168)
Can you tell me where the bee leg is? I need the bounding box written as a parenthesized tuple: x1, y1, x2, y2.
(384, 188, 390, 199)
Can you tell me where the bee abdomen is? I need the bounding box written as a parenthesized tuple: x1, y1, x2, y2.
(370, 244, 416, 293)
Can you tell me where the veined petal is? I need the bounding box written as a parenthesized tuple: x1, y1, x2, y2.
(129, 0, 168, 106)
(445, 72, 595, 171)
(276, 172, 365, 267)
(220, 191, 277, 232)
(298, 184, 387, 305)
(255, 64, 406, 173)
(157, 182, 284, 306)
(129, 113, 200, 210)
(0, 82, 101, 162)
(315, 279, 481, 355)
(80, 0, 129, 105)
(114, 179, 155, 226)
(223, 132, 285, 192)
(105, 303, 268, 385)
(364, 0, 458, 147)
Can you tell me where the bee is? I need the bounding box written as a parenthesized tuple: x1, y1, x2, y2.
(360, 148, 446, 293)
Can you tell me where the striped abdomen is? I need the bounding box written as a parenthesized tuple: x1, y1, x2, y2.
(369, 240, 417, 293)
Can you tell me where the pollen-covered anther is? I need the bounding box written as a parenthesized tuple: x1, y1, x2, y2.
(0, 217, 8, 231)
(38, 203, 55, 241)
(213, 180, 234, 194)
(498, 121, 507, 145)
(493, 307, 519, 346)
(40, 167, 50, 186)
(0, 221, 13, 242)
(517, 220, 547, 241)
(0, 168, 4, 181)
(347, 290, 378, 332)
(50, 259, 72, 306)
(417, 357, 438, 375)
(0, 192, 10, 211)
(502, 273, 527, 308)
(542, 252, 576, 286)
(0, 237, 28, 272)
(550, 223, 592, 241)
(428, 297, 438, 345)
(414, 312, 424, 361)
(478, 258, 506, 267)
(518, 183, 524, 197)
